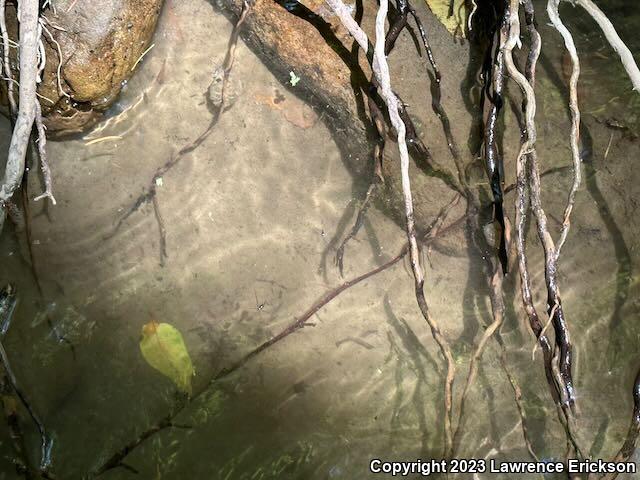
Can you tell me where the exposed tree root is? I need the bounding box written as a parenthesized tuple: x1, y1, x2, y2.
(0, 0, 15, 113)
(334, 80, 386, 276)
(32, 102, 55, 205)
(0, 288, 51, 477)
(0, 0, 40, 233)
(480, 5, 509, 274)
(512, 6, 576, 447)
(504, 0, 576, 411)
(1, 374, 37, 479)
(335, 0, 462, 277)
(547, 0, 581, 259)
(293, 0, 638, 466)
(335, 175, 380, 275)
(325, 0, 459, 453)
(0, 334, 50, 472)
(570, 0, 640, 91)
(495, 332, 539, 462)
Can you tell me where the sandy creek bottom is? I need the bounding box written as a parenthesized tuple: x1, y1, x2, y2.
(1, 0, 640, 479)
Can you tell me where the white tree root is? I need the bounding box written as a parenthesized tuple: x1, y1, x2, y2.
(548, 0, 581, 258)
(0, 0, 16, 113)
(0, 0, 40, 234)
(373, 0, 456, 456)
(324, 0, 455, 454)
(503, 0, 576, 404)
(569, 0, 640, 91)
(33, 101, 56, 205)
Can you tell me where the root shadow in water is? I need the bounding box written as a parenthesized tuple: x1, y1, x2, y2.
(383, 295, 441, 459)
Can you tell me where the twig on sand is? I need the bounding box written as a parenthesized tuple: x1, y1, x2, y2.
(152, 194, 168, 266)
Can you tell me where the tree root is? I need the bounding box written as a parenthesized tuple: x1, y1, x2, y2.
(504, 0, 576, 410)
(325, 0, 459, 454)
(0, 335, 51, 473)
(334, 78, 386, 276)
(547, 0, 581, 259)
(0, 0, 40, 234)
(496, 332, 539, 462)
(0, 0, 639, 474)
(570, 0, 640, 91)
(480, 5, 509, 274)
(334, 0, 461, 277)
(32, 102, 55, 205)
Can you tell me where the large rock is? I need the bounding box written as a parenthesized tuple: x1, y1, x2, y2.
(35, 0, 164, 134)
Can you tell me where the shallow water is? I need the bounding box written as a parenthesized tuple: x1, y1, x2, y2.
(0, 0, 639, 479)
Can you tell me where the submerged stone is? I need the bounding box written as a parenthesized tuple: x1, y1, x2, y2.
(32, 0, 164, 135)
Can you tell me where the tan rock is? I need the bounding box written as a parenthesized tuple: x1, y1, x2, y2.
(35, 0, 164, 134)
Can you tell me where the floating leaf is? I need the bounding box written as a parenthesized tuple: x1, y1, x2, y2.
(424, 0, 468, 38)
(140, 321, 195, 395)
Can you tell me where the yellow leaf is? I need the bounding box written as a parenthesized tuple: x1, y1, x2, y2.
(424, 0, 468, 38)
(140, 321, 195, 395)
